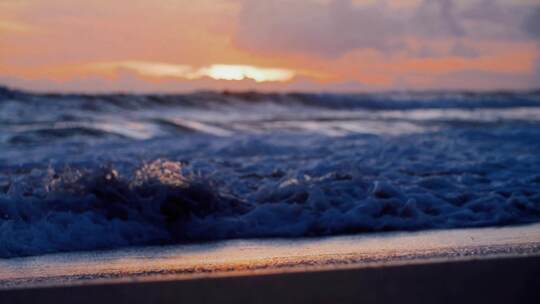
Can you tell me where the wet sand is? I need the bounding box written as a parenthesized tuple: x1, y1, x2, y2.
(1, 224, 540, 303)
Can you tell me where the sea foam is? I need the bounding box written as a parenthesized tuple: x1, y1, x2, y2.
(1, 86, 539, 257)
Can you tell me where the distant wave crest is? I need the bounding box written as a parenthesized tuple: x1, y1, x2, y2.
(2, 85, 540, 111)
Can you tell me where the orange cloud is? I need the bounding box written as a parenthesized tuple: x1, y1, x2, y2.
(396, 49, 536, 75)
(1, 0, 539, 92)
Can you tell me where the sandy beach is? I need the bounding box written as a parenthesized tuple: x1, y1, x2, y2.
(1, 224, 539, 303)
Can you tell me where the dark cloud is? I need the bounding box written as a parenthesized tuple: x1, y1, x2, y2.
(235, 0, 403, 58)
(413, 0, 465, 37)
(523, 6, 540, 85)
(235, 0, 534, 58)
(449, 42, 479, 58)
(523, 6, 540, 39)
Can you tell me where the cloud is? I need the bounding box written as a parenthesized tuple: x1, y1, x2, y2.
(424, 69, 538, 91)
(235, 0, 535, 58)
(0, 20, 33, 33)
(2, 0, 538, 92)
(523, 5, 540, 40)
(449, 42, 479, 58)
(235, 0, 403, 58)
(522, 5, 540, 83)
(412, 0, 465, 38)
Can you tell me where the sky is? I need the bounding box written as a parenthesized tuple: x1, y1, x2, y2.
(1, 0, 540, 93)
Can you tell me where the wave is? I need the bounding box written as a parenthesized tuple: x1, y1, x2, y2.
(2, 85, 540, 257)
(3, 85, 540, 145)
(2, 85, 540, 111)
(1, 125, 540, 257)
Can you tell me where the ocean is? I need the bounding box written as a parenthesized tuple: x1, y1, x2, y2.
(1, 86, 540, 258)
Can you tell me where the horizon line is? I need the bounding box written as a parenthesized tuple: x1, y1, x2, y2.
(2, 83, 540, 97)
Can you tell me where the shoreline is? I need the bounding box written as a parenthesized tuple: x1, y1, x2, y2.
(1, 255, 539, 304)
(1, 223, 539, 290)
(1, 224, 539, 303)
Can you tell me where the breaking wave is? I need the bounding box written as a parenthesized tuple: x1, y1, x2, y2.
(1, 85, 540, 257)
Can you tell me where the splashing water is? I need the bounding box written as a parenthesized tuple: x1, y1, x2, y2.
(1, 86, 540, 257)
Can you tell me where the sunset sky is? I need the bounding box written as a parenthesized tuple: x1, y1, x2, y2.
(1, 0, 539, 93)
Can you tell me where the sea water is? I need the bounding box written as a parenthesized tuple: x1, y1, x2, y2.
(1, 86, 539, 257)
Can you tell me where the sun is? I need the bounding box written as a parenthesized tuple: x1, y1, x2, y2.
(200, 65, 295, 82)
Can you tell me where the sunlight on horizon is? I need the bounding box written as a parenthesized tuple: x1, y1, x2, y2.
(199, 65, 294, 82)
(91, 61, 295, 83)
